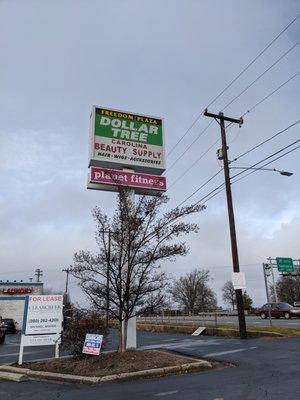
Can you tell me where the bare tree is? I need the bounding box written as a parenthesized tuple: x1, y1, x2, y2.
(222, 281, 236, 310)
(71, 189, 205, 352)
(171, 269, 217, 314)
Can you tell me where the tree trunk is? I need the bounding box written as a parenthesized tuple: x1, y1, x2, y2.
(122, 318, 128, 353)
(118, 321, 124, 353)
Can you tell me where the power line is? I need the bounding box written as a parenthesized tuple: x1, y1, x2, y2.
(176, 169, 223, 207)
(167, 40, 299, 175)
(205, 14, 300, 110)
(166, 14, 300, 158)
(169, 137, 220, 188)
(231, 139, 300, 180)
(242, 71, 300, 116)
(221, 40, 300, 112)
(169, 80, 300, 188)
(178, 139, 300, 208)
(167, 120, 214, 172)
(232, 120, 300, 163)
(231, 144, 300, 185)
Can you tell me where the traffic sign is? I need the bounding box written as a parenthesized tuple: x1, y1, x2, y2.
(276, 257, 294, 273)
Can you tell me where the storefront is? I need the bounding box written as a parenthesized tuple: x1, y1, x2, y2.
(0, 281, 43, 329)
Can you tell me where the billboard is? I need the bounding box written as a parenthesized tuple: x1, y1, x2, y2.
(22, 295, 63, 335)
(89, 106, 165, 175)
(88, 166, 166, 195)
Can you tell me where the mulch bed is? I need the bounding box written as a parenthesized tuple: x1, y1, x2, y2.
(19, 350, 198, 377)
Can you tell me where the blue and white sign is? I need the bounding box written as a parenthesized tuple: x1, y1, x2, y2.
(82, 333, 103, 355)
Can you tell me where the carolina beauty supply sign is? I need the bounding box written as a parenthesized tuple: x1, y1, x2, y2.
(89, 106, 165, 175)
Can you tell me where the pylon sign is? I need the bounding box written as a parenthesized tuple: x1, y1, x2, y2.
(276, 257, 294, 273)
(89, 106, 165, 175)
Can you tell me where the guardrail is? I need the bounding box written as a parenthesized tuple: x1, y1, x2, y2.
(139, 311, 252, 328)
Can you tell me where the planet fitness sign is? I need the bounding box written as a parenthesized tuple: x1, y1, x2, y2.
(89, 106, 165, 175)
(88, 166, 167, 195)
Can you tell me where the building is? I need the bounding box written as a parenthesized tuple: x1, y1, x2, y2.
(0, 281, 44, 329)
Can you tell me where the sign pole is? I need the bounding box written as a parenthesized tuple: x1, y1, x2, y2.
(18, 343, 24, 365)
(263, 264, 272, 326)
(55, 342, 60, 359)
(269, 257, 278, 302)
(122, 183, 137, 349)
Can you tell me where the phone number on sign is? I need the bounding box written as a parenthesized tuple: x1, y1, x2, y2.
(28, 318, 59, 323)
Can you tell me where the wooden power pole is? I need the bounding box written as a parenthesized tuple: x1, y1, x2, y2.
(204, 109, 247, 339)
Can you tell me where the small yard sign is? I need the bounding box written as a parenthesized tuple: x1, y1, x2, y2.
(82, 333, 103, 355)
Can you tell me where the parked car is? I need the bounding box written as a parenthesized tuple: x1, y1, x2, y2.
(256, 302, 300, 319)
(0, 318, 6, 343)
(1, 318, 17, 334)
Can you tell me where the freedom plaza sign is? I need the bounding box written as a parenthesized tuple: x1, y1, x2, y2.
(89, 106, 165, 175)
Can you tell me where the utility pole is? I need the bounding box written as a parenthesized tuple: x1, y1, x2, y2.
(204, 109, 247, 339)
(34, 268, 43, 283)
(62, 267, 73, 294)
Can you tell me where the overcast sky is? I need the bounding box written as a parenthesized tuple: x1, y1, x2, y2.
(0, 0, 299, 307)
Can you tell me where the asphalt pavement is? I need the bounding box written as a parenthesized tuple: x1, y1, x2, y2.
(0, 329, 300, 399)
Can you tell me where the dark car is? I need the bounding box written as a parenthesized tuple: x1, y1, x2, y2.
(256, 302, 300, 319)
(1, 318, 17, 333)
(0, 327, 5, 343)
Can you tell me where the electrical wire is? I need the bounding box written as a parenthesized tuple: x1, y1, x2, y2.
(167, 120, 214, 172)
(176, 169, 224, 207)
(232, 120, 300, 163)
(169, 79, 300, 188)
(178, 139, 300, 208)
(205, 13, 300, 110)
(167, 40, 300, 175)
(242, 71, 300, 116)
(231, 144, 300, 185)
(169, 137, 220, 188)
(231, 138, 300, 180)
(166, 14, 300, 158)
(221, 40, 300, 112)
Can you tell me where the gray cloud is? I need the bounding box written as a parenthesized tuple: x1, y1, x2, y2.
(0, 0, 299, 307)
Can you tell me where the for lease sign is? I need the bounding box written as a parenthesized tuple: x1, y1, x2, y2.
(23, 295, 63, 335)
(89, 106, 165, 174)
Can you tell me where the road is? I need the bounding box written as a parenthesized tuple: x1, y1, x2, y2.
(1, 330, 300, 399)
(140, 314, 300, 327)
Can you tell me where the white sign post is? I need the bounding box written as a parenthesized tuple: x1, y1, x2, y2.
(19, 295, 63, 365)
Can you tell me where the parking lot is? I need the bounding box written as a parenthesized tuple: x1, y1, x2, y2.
(0, 329, 300, 399)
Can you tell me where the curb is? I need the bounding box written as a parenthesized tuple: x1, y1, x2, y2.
(0, 371, 29, 382)
(0, 360, 212, 384)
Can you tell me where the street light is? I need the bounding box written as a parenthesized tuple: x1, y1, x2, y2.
(230, 166, 293, 176)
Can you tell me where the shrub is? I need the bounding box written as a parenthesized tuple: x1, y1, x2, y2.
(62, 308, 107, 357)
